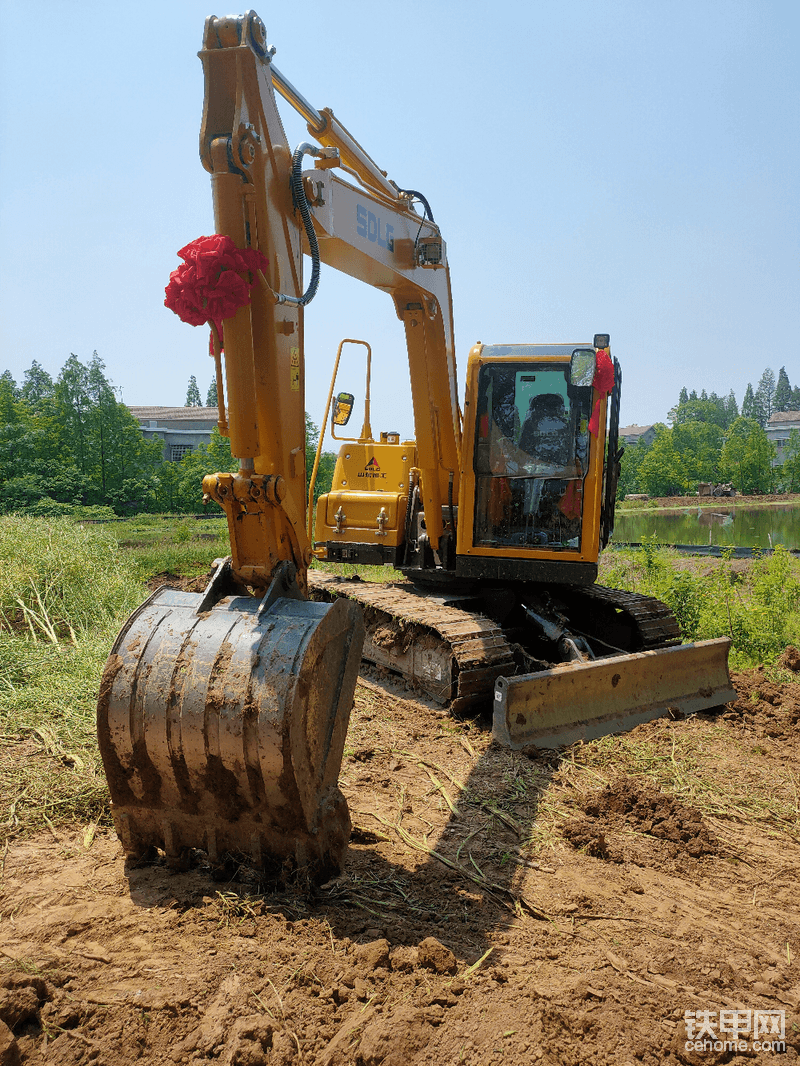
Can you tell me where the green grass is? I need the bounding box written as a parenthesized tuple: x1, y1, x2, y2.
(0, 515, 230, 843)
(600, 541, 800, 668)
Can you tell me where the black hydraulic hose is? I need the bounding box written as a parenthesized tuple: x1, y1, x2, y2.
(403, 482, 419, 566)
(398, 188, 435, 223)
(289, 142, 321, 305)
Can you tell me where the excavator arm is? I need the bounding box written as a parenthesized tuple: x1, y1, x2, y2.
(196, 11, 463, 568)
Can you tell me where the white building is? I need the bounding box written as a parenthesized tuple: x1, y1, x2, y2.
(127, 406, 219, 462)
(766, 411, 800, 466)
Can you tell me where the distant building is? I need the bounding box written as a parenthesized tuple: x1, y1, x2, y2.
(766, 410, 800, 467)
(618, 424, 656, 448)
(127, 406, 219, 462)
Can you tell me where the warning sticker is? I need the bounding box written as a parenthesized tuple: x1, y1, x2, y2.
(290, 347, 300, 391)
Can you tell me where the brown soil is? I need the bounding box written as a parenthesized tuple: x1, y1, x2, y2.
(4, 671, 800, 1064)
(146, 572, 212, 594)
(631, 494, 800, 511)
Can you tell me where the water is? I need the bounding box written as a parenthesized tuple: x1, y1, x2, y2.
(613, 504, 800, 551)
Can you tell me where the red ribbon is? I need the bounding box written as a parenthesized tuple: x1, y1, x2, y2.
(164, 235, 268, 349)
(588, 348, 615, 436)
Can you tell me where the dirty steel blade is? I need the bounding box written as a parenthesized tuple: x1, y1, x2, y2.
(493, 637, 736, 750)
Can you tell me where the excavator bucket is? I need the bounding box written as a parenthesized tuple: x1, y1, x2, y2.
(97, 580, 364, 881)
(493, 637, 736, 750)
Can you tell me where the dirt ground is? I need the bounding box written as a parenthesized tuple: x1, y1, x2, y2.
(624, 494, 800, 512)
(3, 663, 800, 1065)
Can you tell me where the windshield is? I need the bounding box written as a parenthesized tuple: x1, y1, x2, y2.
(472, 363, 592, 550)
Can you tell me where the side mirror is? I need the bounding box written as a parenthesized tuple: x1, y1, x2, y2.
(570, 349, 596, 387)
(332, 391, 355, 427)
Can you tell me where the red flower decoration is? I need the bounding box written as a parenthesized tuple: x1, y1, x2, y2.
(588, 348, 615, 437)
(164, 235, 268, 347)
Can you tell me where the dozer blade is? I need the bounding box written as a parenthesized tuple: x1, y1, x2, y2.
(97, 586, 364, 881)
(493, 637, 736, 750)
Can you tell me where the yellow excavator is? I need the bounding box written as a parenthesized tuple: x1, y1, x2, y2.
(97, 10, 734, 879)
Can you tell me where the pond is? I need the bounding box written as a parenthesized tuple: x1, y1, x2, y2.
(613, 504, 800, 551)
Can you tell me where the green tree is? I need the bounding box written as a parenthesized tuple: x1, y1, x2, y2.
(774, 367, 792, 413)
(671, 421, 723, 484)
(617, 435, 650, 497)
(754, 368, 775, 426)
(0, 370, 19, 398)
(185, 375, 202, 407)
(741, 383, 756, 420)
(55, 354, 91, 474)
(780, 430, 800, 492)
(792, 386, 800, 409)
(720, 417, 775, 494)
(206, 378, 218, 407)
(637, 425, 688, 496)
(21, 360, 55, 409)
(305, 413, 337, 507)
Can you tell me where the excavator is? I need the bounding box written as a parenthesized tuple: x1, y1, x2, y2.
(97, 10, 735, 880)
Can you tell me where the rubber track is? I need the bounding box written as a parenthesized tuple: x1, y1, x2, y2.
(577, 584, 683, 649)
(307, 572, 516, 713)
(308, 573, 683, 711)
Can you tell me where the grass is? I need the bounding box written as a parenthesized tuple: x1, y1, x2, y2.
(0, 515, 229, 844)
(599, 540, 800, 668)
(538, 714, 800, 850)
(1, 514, 798, 851)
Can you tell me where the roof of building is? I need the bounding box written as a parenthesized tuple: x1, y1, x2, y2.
(618, 424, 654, 436)
(127, 406, 219, 421)
(767, 410, 800, 425)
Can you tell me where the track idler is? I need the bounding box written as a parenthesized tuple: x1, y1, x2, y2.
(97, 562, 364, 882)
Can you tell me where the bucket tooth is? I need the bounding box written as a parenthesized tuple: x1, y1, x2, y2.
(97, 586, 364, 882)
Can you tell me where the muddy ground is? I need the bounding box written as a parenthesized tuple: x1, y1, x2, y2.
(3, 664, 800, 1065)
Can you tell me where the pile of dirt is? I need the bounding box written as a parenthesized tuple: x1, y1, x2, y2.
(562, 776, 716, 865)
(146, 571, 212, 594)
(723, 662, 800, 740)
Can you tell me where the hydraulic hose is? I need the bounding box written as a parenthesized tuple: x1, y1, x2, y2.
(398, 188, 435, 223)
(263, 143, 321, 307)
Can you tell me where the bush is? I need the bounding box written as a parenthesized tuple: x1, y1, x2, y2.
(600, 543, 800, 668)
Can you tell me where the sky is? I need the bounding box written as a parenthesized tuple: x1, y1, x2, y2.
(1, 0, 798, 446)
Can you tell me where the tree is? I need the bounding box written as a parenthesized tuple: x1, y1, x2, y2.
(754, 368, 776, 426)
(206, 378, 218, 407)
(741, 383, 755, 420)
(792, 386, 800, 410)
(724, 390, 739, 425)
(780, 430, 800, 493)
(617, 435, 649, 497)
(774, 367, 793, 413)
(678, 386, 689, 405)
(21, 360, 55, 409)
(55, 354, 91, 474)
(720, 417, 775, 494)
(305, 413, 337, 506)
(185, 375, 202, 407)
(0, 370, 19, 398)
(637, 425, 689, 496)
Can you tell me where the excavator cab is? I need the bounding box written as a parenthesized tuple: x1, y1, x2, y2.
(455, 342, 614, 585)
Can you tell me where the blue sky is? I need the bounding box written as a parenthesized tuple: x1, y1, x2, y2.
(1, 0, 798, 444)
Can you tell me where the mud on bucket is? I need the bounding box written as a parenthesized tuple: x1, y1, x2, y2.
(97, 586, 365, 882)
